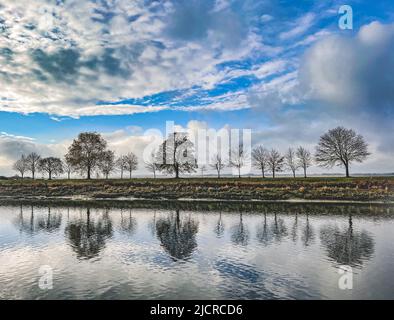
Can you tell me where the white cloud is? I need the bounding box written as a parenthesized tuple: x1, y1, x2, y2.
(254, 60, 287, 79)
(0, 0, 264, 117)
(279, 13, 315, 40)
(299, 21, 394, 110)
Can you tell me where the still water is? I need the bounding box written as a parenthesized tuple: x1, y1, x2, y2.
(0, 201, 394, 300)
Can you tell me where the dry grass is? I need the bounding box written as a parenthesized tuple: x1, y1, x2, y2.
(0, 176, 393, 201)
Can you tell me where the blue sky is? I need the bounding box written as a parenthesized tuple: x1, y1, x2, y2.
(0, 0, 393, 174)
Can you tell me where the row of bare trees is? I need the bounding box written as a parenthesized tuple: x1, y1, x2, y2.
(12, 126, 370, 179)
(13, 153, 64, 180)
(11, 133, 138, 180)
(251, 146, 313, 179)
(209, 127, 369, 179)
(251, 127, 369, 178)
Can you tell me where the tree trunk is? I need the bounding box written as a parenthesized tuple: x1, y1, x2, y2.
(121, 169, 123, 179)
(129, 170, 132, 179)
(176, 210, 180, 229)
(238, 167, 241, 179)
(304, 166, 307, 178)
(32, 169, 35, 180)
(345, 163, 350, 178)
(175, 165, 179, 179)
(153, 171, 156, 179)
(293, 170, 296, 179)
(217, 170, 220, 179)
(262, 168, 265, 179)
(68, 171, 70, 179)
(49, 171, 52, 180)
(87, 167, 91, 180)
(272, 169, 275, 179)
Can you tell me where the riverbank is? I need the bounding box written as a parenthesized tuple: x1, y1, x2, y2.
(0, 177, 393, 202)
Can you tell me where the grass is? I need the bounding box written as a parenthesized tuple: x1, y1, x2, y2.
(0, 176, 393, 202)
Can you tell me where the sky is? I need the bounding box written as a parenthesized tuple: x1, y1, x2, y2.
(0, 0, 393, 176)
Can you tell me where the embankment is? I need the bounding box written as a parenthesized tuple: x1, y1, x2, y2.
(0, 177, 393, 202)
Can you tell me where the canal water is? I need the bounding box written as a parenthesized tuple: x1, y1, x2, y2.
(0, 202, 393, 299)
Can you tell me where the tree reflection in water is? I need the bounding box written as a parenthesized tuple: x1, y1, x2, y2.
(301, 213, 315, 247)
(155, 210, 199, 261)
(291, 213, 299, 243)
(148, 210, 157, 237)
(231, 213, 249, 246)
(119, 209, 137, 236)
(14, 205, 62, 235)
(320, 215, 375, 267)
(271, 213, 288, 242)
(65, 208, 113, 260)
(36, 207, 62, 232)
(256, 213, 272, 245)
(215, 212, 225, 238)
(256, 213, 289, 245)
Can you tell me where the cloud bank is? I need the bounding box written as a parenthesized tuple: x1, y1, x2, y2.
(0, 0, 269, 116)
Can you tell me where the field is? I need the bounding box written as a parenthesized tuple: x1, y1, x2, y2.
(0, 176, 393, 202)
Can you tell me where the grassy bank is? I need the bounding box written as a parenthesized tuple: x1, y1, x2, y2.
(0, 176, 393, 202)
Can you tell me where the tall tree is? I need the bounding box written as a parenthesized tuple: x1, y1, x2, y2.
(285, 148, 299, 178)
(210, 154, 225, 178)
(124, 152, 138, 178)
(155, 132, 197, 178)
(296, 146, 313, 178)
(229, 144, 246, 178)
(99, 150, 115, 179)
(63, 158, 73, 180)
(13, 155, 29, 178)
(267, 149, 284, 179)
(315, 127, 370, 178)
(252, 145, 269, 178)
(25, 152, 41, 179)
(65, 132, 108, 179)
(38, 157, 64, 180)
(144, 151, 157, 179)
(116, 155, 127, 179)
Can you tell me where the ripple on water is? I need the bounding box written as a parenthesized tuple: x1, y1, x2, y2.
(1, 204, 394, 299)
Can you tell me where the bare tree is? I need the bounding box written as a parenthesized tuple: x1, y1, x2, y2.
(63, 158, 74, 179)
(296, 146, 313, 178)
(315, 127, 370, 178)
(99, 150, 115, 179)
(38, 157, 64, 180)
(252, 146, 269, 178)
(124, 152, 138, 178)
(13, 155, 29, 178)
(229, 144, 247, 178)
(267, 149, 284, 179)
(26, 152, 41, 179)
(116, 155, 127, 179)
(155, 132, 197, 178)
(210, 154, 225, 178)
(65, 132, 108, 179)
(285, 148, 299, 178)
(144, 152, 157, 179)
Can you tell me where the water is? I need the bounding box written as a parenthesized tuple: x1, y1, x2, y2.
(0, 201, 394, 300)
